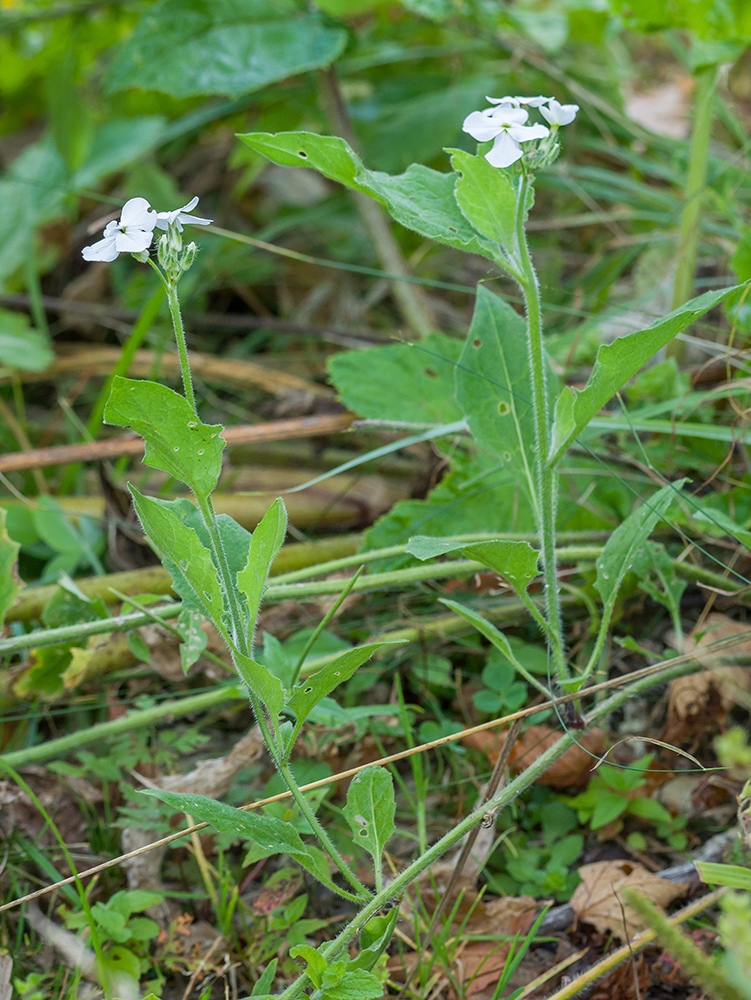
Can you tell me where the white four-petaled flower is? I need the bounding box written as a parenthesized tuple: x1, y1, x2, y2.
(540, 99, 579, 126)
(81, 197, 157, 262)
(462, 104, 549, 169)
(156, 196, 212, 233)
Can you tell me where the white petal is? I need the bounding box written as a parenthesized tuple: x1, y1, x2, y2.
(540, 100, 579, 126)
(102, 220, 120, 236)
(462, 110, 503, 142)
(507, 122, 550, 142)
(82, 235, 119, 262)
(180, 212, 212, 227)
(180, 196, 200, 213)
(517, 95, 552, 107)
(489, 106, 528, 126)
(486, 95, 521, 106)
(485, 132, 523, 168)
(115, 228, 154, 253)
(120, 197, 157, 231)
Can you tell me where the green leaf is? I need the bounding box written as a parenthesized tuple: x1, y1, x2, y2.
(343, 767, 396, 871)
(549, 285, 744, 465)
(327, 332, 463, 424)
(356, 908, 399, 965)
(290, 944, 327, 988)
(456, 285, 551, 499)
(238, 131, 501, 260)
(237, 498, 287, 641)
(287, 641, 402, 739)
(406, 535, 538, 598)
(176, 608, 208, 673)
(451, 149, 519, 263)
(105, 377, 225, 499)
(590, 792, 629, 829)
(232, 649, 286, 724)
(595, 481, 685, 609)
(321, 968, 383, 1000)
(0, 509, 20, 628)
(696, 861, 751, 890)
(106, 0, 347, 99)
(0, 309, 53, 371)
(250, 958, 278, 997)
(129, 488, 225, 628)
(143, 789, 335, 888)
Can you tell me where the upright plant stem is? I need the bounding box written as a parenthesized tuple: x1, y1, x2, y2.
(515, 173, 568, 680)
(670, 63, 718, 358)
(166, 281, 198, 413)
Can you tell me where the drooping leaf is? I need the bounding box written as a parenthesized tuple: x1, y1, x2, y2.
(456, 285, 553, 500)
(129, 488, 226, 628)
(327, 332, 463, 424)
(238, 131, 503, 262)
(451, 149, 519, 263)
(406, 535, 538, 598)
(0, 509, 20, 628)
(237, 498, 287, 642)
(549, 286, 744, 465)
(595, 481, 686, 610)
(105, 377, 225, 499)
(106, 0, 347, 98)
(343, 767, 396, 872)
(287, 641, 402, 739)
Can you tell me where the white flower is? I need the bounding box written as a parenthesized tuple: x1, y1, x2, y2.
(540, 99, 579, 126)
(155, 196, 212, 233)
(462, 105, 549, 169)
(81, 197, 157, 262)
(487, 95, 552, 108)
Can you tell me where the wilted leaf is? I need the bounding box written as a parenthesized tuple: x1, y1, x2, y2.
(571, 860, 687, 939)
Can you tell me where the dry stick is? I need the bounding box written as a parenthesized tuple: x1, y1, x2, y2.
(317, 66, 436, 338)
(541, 888, 728, 1000)
(397, 717, 526, 1000)
(0, 412, 355, 473)
(0, 641, 727, 916)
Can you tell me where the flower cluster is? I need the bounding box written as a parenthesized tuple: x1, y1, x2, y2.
(82, 196, 211, 263)
(462, 95, 579, 169)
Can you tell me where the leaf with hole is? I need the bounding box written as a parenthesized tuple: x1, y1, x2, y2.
(105, 377, 225, 499)
(594, 481, 686, 610)
(343, 767, 396, 872)
(287, 641, 402, 741)
(549, 285, 744, 465)
(238, 131, 502, 261)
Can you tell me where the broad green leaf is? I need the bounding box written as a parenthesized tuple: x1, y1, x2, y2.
(130, 489, 226, 628)
(406, 535, 538, 598)
(321, 967, 383, 1000)
(105, 377, 225, 499)
(0, 509, 20, 628)
(456, 286, 551, 500)
(549, 286, 744, 465)
(0, 309, 53, 371)
(106, 0, 347, 98)
(353, 908, 399, 971)
(451, 149, 519, 263)
(237, 498, 287, 641)
(232, 649, 286, 724)
(595, 481, 686, 609)
(343, 767, 395, 868)
(143, 788, 325, 875)
(290, 945, 327, 988)
(288, 641, 402, 738)
(238, 131, 502, 261)
(327, 332, 463, 424)
(696, 861, 751, 890)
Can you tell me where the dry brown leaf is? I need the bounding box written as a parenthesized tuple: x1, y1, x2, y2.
(463, 726, 605, 789)
(570, 860, 687, 939)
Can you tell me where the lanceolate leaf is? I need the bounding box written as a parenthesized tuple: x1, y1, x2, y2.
(237, 498, 287, 643)
(549, 285, 745, 465)
(456, 286, 553, 501)
(130, 488, 226, 629)
(106, 0, 347, 98)
(594, 481, 686, 609)
(406, 535, 539, 599)
(343, 767, 396, 868)
(288, 641, 402, 739)
(451, 149, 519, 264)
(105, 377, 225, 499)
(238, 131, 502, 262)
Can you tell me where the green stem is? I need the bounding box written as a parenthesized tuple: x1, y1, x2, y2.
(276, 654, 704, 1000)
(515, 172, 568, 681)
(670, 64, 718, 337)
(166, 279, 198, 412)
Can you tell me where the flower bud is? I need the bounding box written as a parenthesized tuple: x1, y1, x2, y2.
(180, 242, 198, 272)
(132, 249, 151, 263)
(157, 232, 180, 276)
